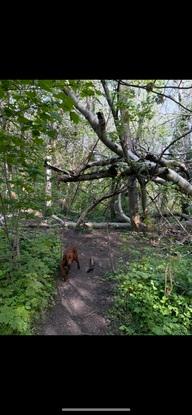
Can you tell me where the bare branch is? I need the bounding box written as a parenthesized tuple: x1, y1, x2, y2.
(166, 206, 189, 235)
(146, 190, 172, 229)
(44, 160, 75, 176)
(114, 80, 192, 90)
(76, 137, 100, 174)
(152, 90, 192, 114)
(115, 80, 192, 114)
(101, 80, 119, 129)
(159, 127, 192, 160)
(76, 186, 127, 227)
(152, 177, 167, 184)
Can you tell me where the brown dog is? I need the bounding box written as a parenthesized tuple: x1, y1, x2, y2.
(60, 247, 80, 281)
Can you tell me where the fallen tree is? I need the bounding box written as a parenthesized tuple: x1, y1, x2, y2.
(21, 221, 131, 229)
(44, 81, 192, 231)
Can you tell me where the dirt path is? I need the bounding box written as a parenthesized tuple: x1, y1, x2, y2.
(37, 229, 125, 335)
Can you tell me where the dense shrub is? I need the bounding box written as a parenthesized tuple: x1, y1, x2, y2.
(0, 230, 60, 334)
(109, 247, 192, 335)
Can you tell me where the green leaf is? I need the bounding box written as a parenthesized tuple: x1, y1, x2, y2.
(81, 87, 95, 97)
(32, 128, 40, 137)
(38, 80, 53, 91)
(33, 137, 44, 145)
(70, 111, 80, 124)
(61, 95, 74, 111)
(0, 88, 5, 98)
(1, 80, 10, 90)
(4, 107, 14, 117)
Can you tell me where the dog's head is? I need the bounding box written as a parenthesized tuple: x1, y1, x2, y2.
(66, 252, 74, 265)
(62, 253, 73, 266)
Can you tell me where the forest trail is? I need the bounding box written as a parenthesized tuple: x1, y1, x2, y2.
(37, 229, 126, 335)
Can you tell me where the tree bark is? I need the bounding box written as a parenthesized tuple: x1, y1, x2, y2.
(114, 193, 130, 222)
(139, 179, 147, 220)
(24, 221, 131, 229)
(109, 178, 117, 220)
(128, 176, 143, 231)
(45, 144, 52, 208)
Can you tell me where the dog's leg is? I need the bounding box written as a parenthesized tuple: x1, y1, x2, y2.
(76, 258, 80, 269)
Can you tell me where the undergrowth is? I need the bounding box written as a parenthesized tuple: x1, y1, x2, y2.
(108, 240, 192, 335)
(0, 230, 60, 335)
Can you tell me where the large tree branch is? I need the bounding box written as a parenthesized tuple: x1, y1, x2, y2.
(145, 153, 189, 178)
(46, 156, 192, 195)
(57, 168, 120, 183)
(78, 156, 122, 173)
(152, 177, 167, 184)
(101, 80, 119, 129)
(63, 86, 123, 157)
(63, 85, 140, 162)
(44, 159, 75, 176)
(45, 160, 118, 182)
(158, 168, 192, 195)
(97, 118, 123, 156)
(63, 86, 98, 132)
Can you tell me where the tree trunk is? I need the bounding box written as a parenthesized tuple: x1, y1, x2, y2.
(139, 180, 147, 220)
(45, 140, 52, 209)
(128, 176, 142, 231)
(109, 178, 116, 220)
(114, 193, 130, 222)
